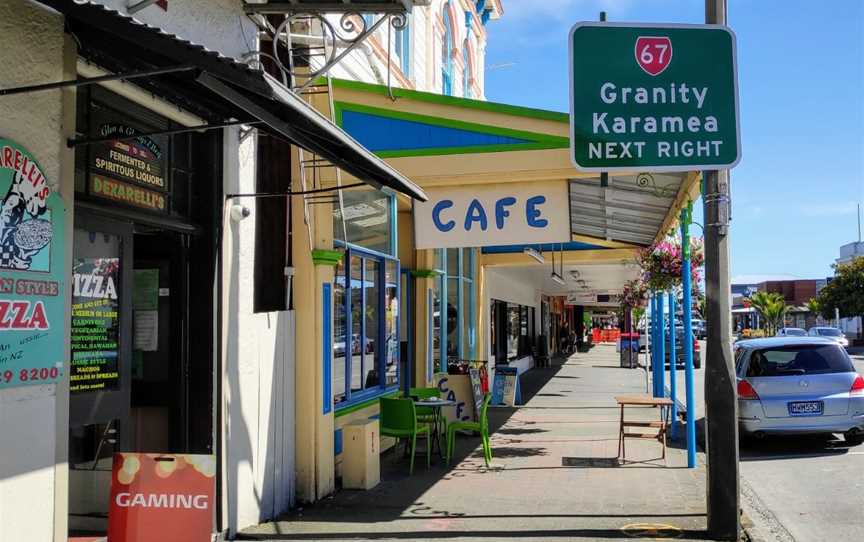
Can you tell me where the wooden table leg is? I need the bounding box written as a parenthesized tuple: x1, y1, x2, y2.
(618, 404, 625, 462)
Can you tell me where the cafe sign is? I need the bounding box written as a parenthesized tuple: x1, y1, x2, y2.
(569, 22, 740, 172)
(0, 139, 65, 389)
(413, 181, 570, 249)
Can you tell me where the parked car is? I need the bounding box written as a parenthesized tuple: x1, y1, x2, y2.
(691, 319, 707, 340)
(648, 327, 701, 369)
(734, 337, 864, 444)
(776, 327, 807, 337)
(807, 326, 849, 347)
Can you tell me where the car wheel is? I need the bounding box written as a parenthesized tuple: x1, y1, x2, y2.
(844, 431, 864, 446)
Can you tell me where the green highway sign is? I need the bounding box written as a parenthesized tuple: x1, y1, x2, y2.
(569, 22, 740, 172)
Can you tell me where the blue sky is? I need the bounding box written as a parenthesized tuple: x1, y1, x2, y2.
(484, 0, 864, 280)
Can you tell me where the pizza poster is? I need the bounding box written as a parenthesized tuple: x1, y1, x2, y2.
(0, 138, 66, 389)
(70, 257, 120, 393)
(109, 453, 215, 542)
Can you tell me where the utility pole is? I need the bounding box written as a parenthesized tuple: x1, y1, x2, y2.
(704, 1, 740, 540)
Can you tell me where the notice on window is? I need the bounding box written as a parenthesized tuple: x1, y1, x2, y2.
(70, 257, 120, 393)
(133, 269, 159, 311)
(134, 310, 158, 352)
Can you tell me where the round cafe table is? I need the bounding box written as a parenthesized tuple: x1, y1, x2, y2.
(414, 398, 457, 459)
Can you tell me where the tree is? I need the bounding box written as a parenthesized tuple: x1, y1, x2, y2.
(747, 291, 788, 336)
(816, 257, 864, 324)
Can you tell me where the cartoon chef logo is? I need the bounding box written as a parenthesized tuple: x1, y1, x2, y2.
(0, 143, 53, 272)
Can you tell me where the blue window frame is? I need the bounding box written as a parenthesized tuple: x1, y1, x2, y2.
(442, 5, 454, 96)
(333, 243, 400, 408)
(431, 248, 476, 372)
(462, 40, 471, 98)
(395, 17, 411, 77)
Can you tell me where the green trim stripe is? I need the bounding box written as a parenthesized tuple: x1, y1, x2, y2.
(335, 390, 399, 417)
(311, 249, 343, 266)
(410, 269, 441, 278)
(329, 78, 570, 123)
(334, 101, 569, 158)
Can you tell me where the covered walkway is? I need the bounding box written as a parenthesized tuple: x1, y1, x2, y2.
(241, 345, 710, 541)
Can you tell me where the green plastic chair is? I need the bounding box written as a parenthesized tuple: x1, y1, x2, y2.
(409, 387, 442, 426)
(446, 393, 493, 467)
(379, 397, 431, 474)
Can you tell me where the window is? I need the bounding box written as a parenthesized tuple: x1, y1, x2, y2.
(746, 344, 853, 377)
(333, 246, 400, 406)
(333, 188, 394, 255)
(492, 299, 537, 361)
(430, 248, 476, 370)
(462, 39, 471, 98)
(441, 5, 454, 95)
(395, 18, 411, 77)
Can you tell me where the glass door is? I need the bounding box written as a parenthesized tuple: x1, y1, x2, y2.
(68, 215, 133, 535)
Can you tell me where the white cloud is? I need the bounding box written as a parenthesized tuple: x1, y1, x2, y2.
(800, 202, 859, 217)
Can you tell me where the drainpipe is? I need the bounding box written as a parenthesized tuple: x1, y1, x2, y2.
(360, 41, 387, 85)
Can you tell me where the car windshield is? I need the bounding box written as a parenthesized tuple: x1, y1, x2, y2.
(784, 329, 806, 336)
(746, 344, 854, 377)
(815, 328, 842, 337)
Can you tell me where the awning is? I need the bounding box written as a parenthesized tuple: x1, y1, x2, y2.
(34, 0, 426, 201)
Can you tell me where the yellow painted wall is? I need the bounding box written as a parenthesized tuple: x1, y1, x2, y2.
(292, 158, 336, 503)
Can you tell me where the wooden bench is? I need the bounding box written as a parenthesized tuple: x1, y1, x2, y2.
(614, 394, 673, 464)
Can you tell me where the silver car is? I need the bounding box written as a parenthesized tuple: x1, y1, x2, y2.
(776, 327, 806, 337)
(735, 337, 864, 445)
(807, 326, 849, 347)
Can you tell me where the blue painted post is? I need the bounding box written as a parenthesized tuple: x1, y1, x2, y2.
(681, 206, 697, 468)
(668, 291, 677, 440)
(656, 294, 666, 398)
(650, 293, 658, 396)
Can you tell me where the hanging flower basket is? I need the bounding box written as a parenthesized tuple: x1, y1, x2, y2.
(619, 278, 648, 308)
(638, 237, 704, 291)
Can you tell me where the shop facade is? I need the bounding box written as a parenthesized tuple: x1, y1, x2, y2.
(0, 1, 427, 541)
(304, 76, 700, 495)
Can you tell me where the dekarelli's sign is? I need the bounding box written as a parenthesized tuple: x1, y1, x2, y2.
(569, 22, 740, 172)
(0, 139, 65, 389)
(90, 123, 168, 213)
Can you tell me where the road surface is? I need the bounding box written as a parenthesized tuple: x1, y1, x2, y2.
(664, 343, 864, 541)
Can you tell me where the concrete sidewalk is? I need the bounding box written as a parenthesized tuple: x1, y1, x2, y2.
(240, 345, 712, 541)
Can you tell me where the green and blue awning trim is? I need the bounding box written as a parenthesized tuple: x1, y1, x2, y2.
(334, 102, 569, 158)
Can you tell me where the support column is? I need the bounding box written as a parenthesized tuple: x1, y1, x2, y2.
(668, 291, 677, 440)
(656, 293, 665, 398)
(681, 206, 697, 468)
(411, 249, 437, 387)
(292, 181, 336, 503)
(705, 2, 739, 538)
(650, 294, 658, 395)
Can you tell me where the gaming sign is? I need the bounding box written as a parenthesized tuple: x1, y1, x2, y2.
(0, 139, 66, 389)
(569, 22, 740, 172)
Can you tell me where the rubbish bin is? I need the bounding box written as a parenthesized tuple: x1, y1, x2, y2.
(619, 333, 640, 368)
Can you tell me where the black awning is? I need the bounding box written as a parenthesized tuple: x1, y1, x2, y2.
(35, 0, 427, 201)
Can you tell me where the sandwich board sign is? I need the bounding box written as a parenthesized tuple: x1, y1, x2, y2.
(569, 22, 740, 172)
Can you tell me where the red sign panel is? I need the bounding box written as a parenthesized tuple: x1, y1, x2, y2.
(634, 36, 673, 76)
(108, 453, 215, 542)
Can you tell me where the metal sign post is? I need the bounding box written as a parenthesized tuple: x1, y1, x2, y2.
(704, 0, 740, 540)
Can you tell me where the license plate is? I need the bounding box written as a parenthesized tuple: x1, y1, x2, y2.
(788, 401, 823, 416)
